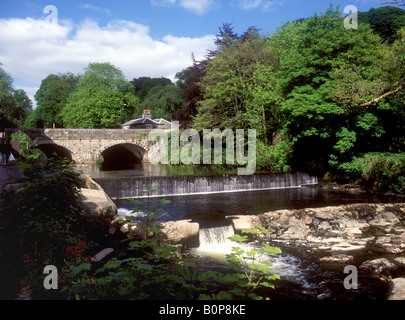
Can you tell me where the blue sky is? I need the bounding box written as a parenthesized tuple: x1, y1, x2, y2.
(0, 0, 386, 107)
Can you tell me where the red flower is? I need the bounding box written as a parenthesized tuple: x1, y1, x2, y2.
(76, 241, 85, 252)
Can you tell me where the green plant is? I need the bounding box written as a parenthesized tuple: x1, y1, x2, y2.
(10, 131, 46, 173)
(64, 187, 192, 300)
(338, 152, 405, 193)
(0, 156, 96, 299)
(209, 225, 282, 300)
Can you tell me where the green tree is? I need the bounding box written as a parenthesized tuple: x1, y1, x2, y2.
(131, 77, 172, 103)
(139, 84, 185, 120)
(25, 73, 78, 128)
(172, 58, 208, 129)
(61, 63, 139, 128)
(0, 63, 32, 130)
(270, 5, 399, 174)
(193, 26, 279, 139)
(359, 6, 405, 43)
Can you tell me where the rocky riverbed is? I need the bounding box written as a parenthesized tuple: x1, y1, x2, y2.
(227, 202, 405, 300)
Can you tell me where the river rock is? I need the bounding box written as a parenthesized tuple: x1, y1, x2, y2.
(278, 217, 310, 240)
(387, 278, 405, 300)
(374, 234, 405, 254)
(394, 257, 405, 268)
(320, 254, 354, 265)
(227, 215, 261, 233)
(79, 175, 119, 231)
(337, 217, 369, 235)
(80, 188, 118, 228)
(369, 212, 400, 232)
(359, 258, 397, 275)
(158, 220, 200, 248)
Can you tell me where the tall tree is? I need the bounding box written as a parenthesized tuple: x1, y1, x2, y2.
(271, 5, 403, 173)
(359, 6, 405, 43)
(25, 73, 78, 128)
(131, 77, 172, 103)
(139, 84, 184, 120)
(0, 63, 32, 130)
(193, 25, 280, 141)
(61, 63, 139, 128)
(172, 57, 208, 129)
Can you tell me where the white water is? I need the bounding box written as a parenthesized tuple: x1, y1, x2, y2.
(191, 223, 314, 288)
(96, 172, 318, 199)
(117, 207, 146, 219)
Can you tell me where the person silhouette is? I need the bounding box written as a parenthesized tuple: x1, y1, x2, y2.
(1, 138, 11, 165)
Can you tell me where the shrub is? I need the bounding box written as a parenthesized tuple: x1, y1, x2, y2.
(0, 157, 93, 299)
(339, 153, 405, 193)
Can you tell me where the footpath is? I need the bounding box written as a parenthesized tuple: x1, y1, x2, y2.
(0, 161, 23, 210)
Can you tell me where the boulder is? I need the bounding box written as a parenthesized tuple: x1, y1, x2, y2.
(359, 258, 397, 275)
(320, 254, 354, 268)
(128, 220, 200, 249)
(278, 217, 310, 240)
(227, 215, 261, 233)
(158, 220, 200, 248)
(369, 212, 400, 232)
(387, 278, 405, 300)
(79, 174, 119, 231)
(394, 257, 405, 268)
(80, 188, 118, 228)
(374, 234, 405, 254)
(337, 216, 369, 235)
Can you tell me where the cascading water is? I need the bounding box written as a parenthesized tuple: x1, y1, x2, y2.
(95, 172, 318, 199)
(190, 222, 317, 294)
(196, 222, 236, 256)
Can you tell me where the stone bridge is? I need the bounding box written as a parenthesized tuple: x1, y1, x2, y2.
(5, 128, 164, 166)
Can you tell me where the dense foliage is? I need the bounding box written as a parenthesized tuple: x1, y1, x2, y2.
(0, 63, 32, 131)
(188, 5, 405, 181)
(25, 73, 78, 128)
(0, 152, 90, 299)
(61, 63, 140, 128)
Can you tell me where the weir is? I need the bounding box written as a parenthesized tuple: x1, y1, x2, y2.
(94, 172, 318, 200)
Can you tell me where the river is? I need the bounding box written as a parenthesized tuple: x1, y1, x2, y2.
(79, 163, 401, 300)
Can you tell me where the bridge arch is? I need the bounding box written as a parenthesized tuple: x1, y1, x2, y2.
(99, 143, 147, 170)
(36, 143, 73, 162)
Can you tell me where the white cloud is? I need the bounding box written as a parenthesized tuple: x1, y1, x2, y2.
(237, 0, 283, 11)
(151, 0, 215, 15)
(0, 17, 215, 107)
(79, 3, 111, 15)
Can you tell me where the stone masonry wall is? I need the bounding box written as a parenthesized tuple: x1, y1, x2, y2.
(5, 128, 165, 164)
